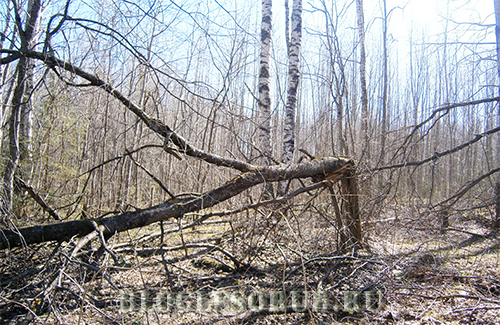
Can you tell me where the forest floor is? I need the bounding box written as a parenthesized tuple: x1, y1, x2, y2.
(1, 209, 499, 324)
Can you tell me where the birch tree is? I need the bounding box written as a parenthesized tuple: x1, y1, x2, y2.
(279, 0, 302, 196)
(355, 0, 369, 160)
(495, 0, 500, 80)
(257, 0, 274, 199)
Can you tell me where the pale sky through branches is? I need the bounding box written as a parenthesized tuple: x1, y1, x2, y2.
(388, 0, 495, 43)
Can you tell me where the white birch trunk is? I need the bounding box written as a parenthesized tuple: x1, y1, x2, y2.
(279, 0, 302, 196)
(495, 0, 500, 80)
(356, 0, 369, 161)
(257, 0, 274, 199)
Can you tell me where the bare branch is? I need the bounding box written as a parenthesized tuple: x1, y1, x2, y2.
(388, 96, 500, 165)
(198, 179, 329, 218)
(14, 177, 60, 221)
(18, 49, 255, 172)
(376, 125, 500, 171)
(79, 144, 163, 176)
(435, 166, 500, 209)
(0, 51, 21, 64)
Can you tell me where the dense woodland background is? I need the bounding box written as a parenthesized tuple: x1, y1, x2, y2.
(1, 0, 498, 220)
(1, 0, 500, 324)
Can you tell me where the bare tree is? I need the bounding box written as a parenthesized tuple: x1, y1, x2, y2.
(378, 0, 389, 169)
(320, 0, 349, 156)
(1, 0, 41, 216)
(0, 0, 13, 145)
(1, 2, 499, 323)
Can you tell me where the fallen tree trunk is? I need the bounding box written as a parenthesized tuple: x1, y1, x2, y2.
(0, 50, 361, 250)
(0, 157, 353, 250)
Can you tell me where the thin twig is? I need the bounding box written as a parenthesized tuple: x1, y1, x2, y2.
(79, 144, 163, 176)
(453, 306, 500, 313)
(0, 296, 41, 322)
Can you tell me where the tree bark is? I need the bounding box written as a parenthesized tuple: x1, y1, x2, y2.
(0, 0, 13, 144)
(355, 0, 369, 161)
(258, 0, 274, 199)
(279, 0, 302, 196)
(0, 157, 354, 249)
(494, 0, 500, 80)
(440, 208, 449, 234)
(1, 56, 25, 215)
(19, 57, 35, 162)
(340, 169, 362, 244)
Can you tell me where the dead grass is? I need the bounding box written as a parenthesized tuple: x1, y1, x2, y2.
(1, 208, 499, 324)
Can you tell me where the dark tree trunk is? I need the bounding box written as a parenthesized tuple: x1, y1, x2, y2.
(341, 169, 363, 244)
